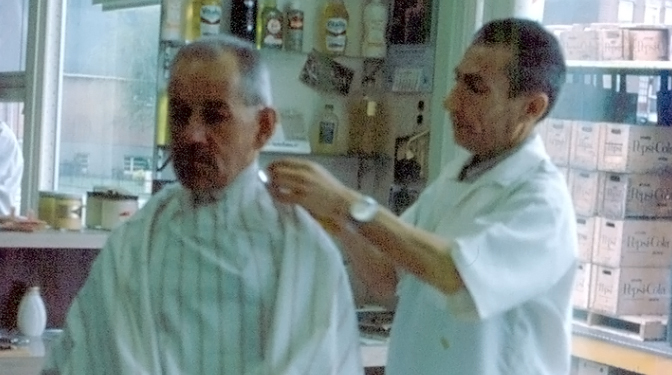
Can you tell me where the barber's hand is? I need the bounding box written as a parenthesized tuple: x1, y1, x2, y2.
(266, 158, 359, 231)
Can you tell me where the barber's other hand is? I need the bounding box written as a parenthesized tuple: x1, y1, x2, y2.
(266, 158, 358, 230)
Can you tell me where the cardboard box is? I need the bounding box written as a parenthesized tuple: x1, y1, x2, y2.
(576, 216, 597, 262)
(599, 172, 672, 219)
(544, 119, 572, 166)
(593, 218, 672, 267)
(590, 25, 625, 61)
(559, 25, 599, 61)
(573, 262, 592, 309)
(590, 265, 670, 315)
(598, 123, 672, 174)
(570, 169, 605, 217)
(570, 121, 603, 170)
(624, 27, 669, 61)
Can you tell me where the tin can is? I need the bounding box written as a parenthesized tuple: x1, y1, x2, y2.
(53, 193, 83, 231)
(101, 193, 139, 230)
(85, 191, 105, 229)
(37, 191, 57, 227)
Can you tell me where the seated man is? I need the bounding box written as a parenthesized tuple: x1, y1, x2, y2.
(42, 35, 364, 375)
(0, 120, 23, 215)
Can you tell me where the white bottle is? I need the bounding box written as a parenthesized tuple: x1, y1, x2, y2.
(362, 0, 388, 58)
(17, 286, 47, 337)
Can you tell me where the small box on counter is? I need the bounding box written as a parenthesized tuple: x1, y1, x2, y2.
(570, 169, 605, 217)
(590, 265, 670, 316)
(598, 123, 672, 173)
(570, 121, 603, 170)
(575, 358, 617, 375)
(599, 172, 672, 219)
(623, 26, 670, 61)
(543, 118, 572, 166)
(576, 216, 597, 262)
(573, 262, 592, 309)
(593, 218, 672, 267)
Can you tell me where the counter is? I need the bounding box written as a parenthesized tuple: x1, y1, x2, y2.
(0, 331, 387, 375)
(0, 229, 108, 249)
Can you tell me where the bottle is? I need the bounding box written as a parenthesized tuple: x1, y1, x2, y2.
(258, 1, 283, 49)
(160, 0, 183, 41)
(285, 2, 304, 52)
(362, 0, 388, 58)
(200, 0, 223, 37)
(183, 0, 202, 42)
(17, 286, 47, 337)
(230, 0, 257, 43)
(319, 0, 349, 56)
(314, 104, 340, 154)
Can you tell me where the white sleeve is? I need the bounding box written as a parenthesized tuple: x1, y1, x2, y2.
(449, 178, 577, 320)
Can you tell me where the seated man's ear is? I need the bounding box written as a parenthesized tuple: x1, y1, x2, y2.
(254, 107, 277, 149)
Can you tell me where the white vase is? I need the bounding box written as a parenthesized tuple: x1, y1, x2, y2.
(17, 286, 47, 337)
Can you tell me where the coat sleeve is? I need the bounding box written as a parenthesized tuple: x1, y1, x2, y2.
(448, 175, 578, 320)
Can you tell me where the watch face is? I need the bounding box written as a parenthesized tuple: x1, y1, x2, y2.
(351, 196, 378, 222)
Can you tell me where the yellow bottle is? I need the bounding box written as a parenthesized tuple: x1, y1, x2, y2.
(318, 0, 349, 56)
(155, 89, 170, 147)
(183, 0, 202, 42)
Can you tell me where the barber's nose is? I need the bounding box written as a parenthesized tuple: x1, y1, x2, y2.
(185, 114, 207, 143)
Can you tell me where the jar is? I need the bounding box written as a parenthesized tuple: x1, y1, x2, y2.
(53, 193, 83, 231)
(17, 286, 47, 337)
(101, 193, 139, 230)
(37, 191, 57, 227)
(85, 191, 105, 229)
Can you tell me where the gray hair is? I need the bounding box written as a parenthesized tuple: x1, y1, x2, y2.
(170, 34, 273, 106)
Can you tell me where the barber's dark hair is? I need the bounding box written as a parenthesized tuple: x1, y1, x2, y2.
(473, 18, 566, 120)
(170, 34, 272, 106)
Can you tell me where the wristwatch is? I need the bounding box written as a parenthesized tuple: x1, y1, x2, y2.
(349, 195, 379, 223)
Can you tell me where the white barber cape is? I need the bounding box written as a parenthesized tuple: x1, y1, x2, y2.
(43, 162, 364, 375)
(0, 121, 23, 215)
(386, 134, 578, 375)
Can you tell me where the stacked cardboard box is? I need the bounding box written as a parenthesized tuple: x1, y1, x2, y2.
(547, 23, 670, 61)
(540, 119, 672, 317)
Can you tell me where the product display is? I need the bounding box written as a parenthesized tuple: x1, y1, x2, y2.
(319, 0, 349, 56)
(17, 287, 47, 337)
(159, 0, 183, 41)
(230, 0, 257, 42)
(258, 1, 283, 49)
(285, 2, 304, 52)
(314, 104, 340, 154)
(362, 0, 388, 58)
(200, 0, 223, 37)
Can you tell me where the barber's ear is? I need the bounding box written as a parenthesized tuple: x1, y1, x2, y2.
(254, 107, 277, 149)
(522, 93, 549, 123)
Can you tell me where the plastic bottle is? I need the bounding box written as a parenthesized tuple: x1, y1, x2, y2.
(182, 0, 201, 42)
(17, 286, 47, 337)
(230, 0, 257, 43)
(200, 0, 223, 37)
(314, 104, 340, 154)
(319, 0, 349, 56)
(258, 1, 283, 49)
(160, 0, 183, 41)
(362, 0, 388, 58)
(285, 2, 304, 52)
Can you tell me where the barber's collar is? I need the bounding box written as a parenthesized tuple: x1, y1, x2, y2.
(455, 133, 548, 187)
(189, 161, 262, 206)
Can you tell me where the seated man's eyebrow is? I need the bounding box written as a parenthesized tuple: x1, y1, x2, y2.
(203, 100, 228, 110)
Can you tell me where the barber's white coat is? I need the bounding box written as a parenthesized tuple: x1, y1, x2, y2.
(387, 135, 578, 375)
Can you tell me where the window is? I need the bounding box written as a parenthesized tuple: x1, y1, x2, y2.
(0, 0, 29, 212)
(57, 0, 160, 202)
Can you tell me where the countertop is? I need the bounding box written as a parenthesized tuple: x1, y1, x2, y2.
(0, 229, 109, 249)
(0, 330, 387, 375)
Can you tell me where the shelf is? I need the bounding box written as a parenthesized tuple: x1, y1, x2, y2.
(566, 60, 672, 75)
(572, 324, 672, 374)
(0, 229, 108, 249)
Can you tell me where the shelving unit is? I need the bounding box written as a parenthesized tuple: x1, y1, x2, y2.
(561, 59, 672, 373)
